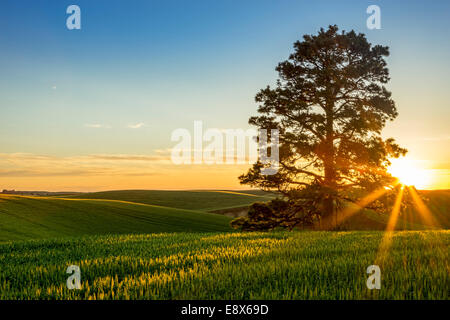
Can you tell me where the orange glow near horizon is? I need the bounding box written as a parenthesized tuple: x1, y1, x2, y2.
(387, 158, 431, 190)
(0, 153, 448, 192)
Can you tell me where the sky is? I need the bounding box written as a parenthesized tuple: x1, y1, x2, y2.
(0, 0, 449, 191)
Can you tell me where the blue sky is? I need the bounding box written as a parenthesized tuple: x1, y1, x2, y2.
(0, 0, 449, 190)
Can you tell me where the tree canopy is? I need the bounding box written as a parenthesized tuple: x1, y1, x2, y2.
(234, 25, 407, 230)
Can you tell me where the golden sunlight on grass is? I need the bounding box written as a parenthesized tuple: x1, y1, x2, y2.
(375, 185, 443, 266)
(375, 186, 405, 265)
(388, 158, 430, 189)
(385, 185, 405, 232)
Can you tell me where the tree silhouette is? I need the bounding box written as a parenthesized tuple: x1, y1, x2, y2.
(235, 25, 407, 230)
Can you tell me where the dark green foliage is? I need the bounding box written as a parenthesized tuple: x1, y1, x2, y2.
(238, 25, 408, 230)
(231, 199, 292, 231)
(232, 184, 347, 231)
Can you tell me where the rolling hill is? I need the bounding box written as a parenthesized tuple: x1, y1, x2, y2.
(0, 189, 448, 242)
(409, 190, 450, 228)
(334, 189, 450, 230)
(0, 195, 232, 242)
(64, 189, 274, 211)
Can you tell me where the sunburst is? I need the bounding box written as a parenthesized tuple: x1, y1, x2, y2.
(388, 159, 430, 189)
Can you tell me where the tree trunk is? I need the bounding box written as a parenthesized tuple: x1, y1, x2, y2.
(323, 163, 335, 230)
(323, 88, 336, 229)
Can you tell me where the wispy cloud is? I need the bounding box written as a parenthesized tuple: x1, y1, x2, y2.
(88, 154, 169, 161)
(127, 122, 145, 129)
(0, 152, 171, 178)
(0, 169, 98, 177)
(84, 123, 111, 129)
(0, 169, 159, 177)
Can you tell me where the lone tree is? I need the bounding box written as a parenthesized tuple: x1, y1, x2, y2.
(233, 25, 407, 231)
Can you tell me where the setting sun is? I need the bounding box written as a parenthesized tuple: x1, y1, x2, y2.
(388, 159, 431, 189)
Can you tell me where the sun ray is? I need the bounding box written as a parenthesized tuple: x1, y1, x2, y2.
(325, 182, 400, 229)
(387, 159, 431, 189)
(405, 205, 412, 230)
(375, 186, 405, 265)
(385, 186, 404, 232)
(317, 187, 387, 229)
(407, 186, 440, 229)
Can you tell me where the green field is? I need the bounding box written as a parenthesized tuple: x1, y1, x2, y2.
(64, 189, 274, 211)
(63, 190, 450, 228)
(0, 189, 448, 300)
(0, 189, 276, 242)
(0, 195, 231, 241)
(1, 190, 449, 242)
(0, 231, 448, 299)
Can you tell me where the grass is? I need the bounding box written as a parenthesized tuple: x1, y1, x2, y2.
(63, 189, 450, 228)
(0, 195, 232, 241)
(0, 190, 448, 300)
(1, 189, 448, 242)
(63, 190, 274, 211)
(0, 230, 448, 300)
